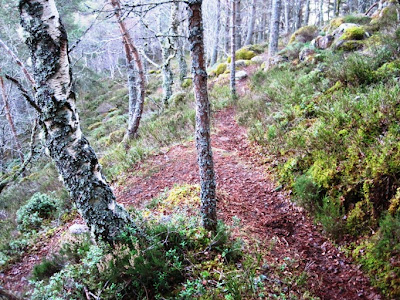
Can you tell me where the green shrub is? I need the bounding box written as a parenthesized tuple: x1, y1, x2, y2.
(293, 175, 322, 212)
(16, 193, 59, 232)
(343, 14, 372, 25)
(32, 258, 63, 281)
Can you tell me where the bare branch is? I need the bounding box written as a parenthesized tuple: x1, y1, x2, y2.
(0, 119, 39, 195)
(5, 74, 41, 113)
(0, 38, 35, 88)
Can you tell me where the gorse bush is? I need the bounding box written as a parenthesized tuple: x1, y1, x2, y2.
(16, 193, 60, 232)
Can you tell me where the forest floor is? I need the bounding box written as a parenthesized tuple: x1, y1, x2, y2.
(0, 73, 382, 299)
(114, 107, 382, 300)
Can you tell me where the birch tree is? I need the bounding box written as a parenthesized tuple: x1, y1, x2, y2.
(187, 0, 217, 232)
(19, 0, 133, 242)
(268, 0, 282, 60)
(244, 0, 257, 45)
(110, 0, 146, 140)
(230, 0, 237, 98)
(210, 0, 221, 66)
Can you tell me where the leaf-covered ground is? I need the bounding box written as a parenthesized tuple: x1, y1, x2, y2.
(114, 107, 381, 299)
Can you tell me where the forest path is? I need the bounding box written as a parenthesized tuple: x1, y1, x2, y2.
(116, 107, 381, 300)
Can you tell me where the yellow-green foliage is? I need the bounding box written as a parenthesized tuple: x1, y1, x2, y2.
(340, 26, 366, 40)
(308, 154, 337, 189)
(375, 59, 400, 79)
(335, 40, 364, 51)
(236, 48, 257, 60)
(164, 184, 200, 209)
(169, 92, 186, 105)
(105, 128, 125, 146)
(346, 199, 376, 236)
(87, 121, 103, 131)
(389, 189, 400, 215)
(181, 78, 192, 88)
(214, 63, 228, 76)
(227, 49, 257, 63)
(245, 44, 266, 54)
(352, 213, 400, 298)
(289, 25, 318, 44)
(329, 17, 345, 31)
(325, 81, 343, 94)
(371, 5, 399, 28)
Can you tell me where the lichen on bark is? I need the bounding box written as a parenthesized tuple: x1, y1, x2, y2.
(19, 0, 133, 242)
(187, 0, 217, 231)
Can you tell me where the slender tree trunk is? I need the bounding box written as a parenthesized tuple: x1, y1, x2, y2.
(173, 2, 188, 85)
(122, 44, 138, 142)
(19, 0, 133, 242)
(230, 0, 237, 98)
(268, 0, 282, 60)
(224, 0, 231, 55)
(187, 0, 217, 232)
(304, 0, 311, 25)
(285, 0, 291, 34)
(244, 0, 257, 45)
(320, 0, 324, 26)
(294, 0, 303, 30)
(0, 75, 24, 164)
(235, 0, 242, 49)
(111, 0, 146, 140)
(211, 0, 221, 66)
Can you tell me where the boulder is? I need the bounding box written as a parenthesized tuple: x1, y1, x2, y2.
(333, 40, 364, 51)
(332, 23, 361, 39)
(251, 55, 264, 64)
(299, 48, 316, 62)
(235, 70, 248, 80)
(235, 60, 249, 68)
(69, 224, 89, 235)
(312, 35, 335, 49)
(289, 25, 319, 44)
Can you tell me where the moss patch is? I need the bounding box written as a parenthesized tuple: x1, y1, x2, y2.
(340, 26, 366, 40)
(289, 25, 319, 44)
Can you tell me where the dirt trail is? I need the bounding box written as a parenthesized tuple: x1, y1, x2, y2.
(116, 107, 381, 300)
(1, 93, 381, 298)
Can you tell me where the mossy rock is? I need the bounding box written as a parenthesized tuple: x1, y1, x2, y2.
(227, 48, 257, 63)
(279, 42, 306, 60)
(181, 78, 192, 88)
(236, 48, 257, 60)
(334, 40, 364, 51)
(212, 63, 228, 76)
(170, 92, 186, 106)
(235, 60, 251, 68)
(289, 25, 319, 44)
(340, 26, 366, 40)
(371, 5, 400, 29)
(244, 44, 266, 54)
(328, 17, 345, 31)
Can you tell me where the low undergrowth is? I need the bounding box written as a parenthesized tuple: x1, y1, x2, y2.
(30, 185, 319, 299)
(236, 33, 400, 297)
